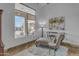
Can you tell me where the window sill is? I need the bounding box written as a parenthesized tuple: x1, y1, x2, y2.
(15, 35, 26, 39)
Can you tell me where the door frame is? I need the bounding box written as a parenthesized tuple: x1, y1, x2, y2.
(0, 10, 4, 56)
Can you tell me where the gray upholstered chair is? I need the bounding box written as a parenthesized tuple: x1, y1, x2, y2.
(48, 34, 64, 55)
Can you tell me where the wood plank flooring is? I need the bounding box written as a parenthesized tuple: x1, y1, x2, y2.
(5, 40, 36, 56)
(61, 42, 79, 56)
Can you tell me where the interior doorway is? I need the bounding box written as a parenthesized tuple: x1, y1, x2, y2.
(0, 10, 4, 56)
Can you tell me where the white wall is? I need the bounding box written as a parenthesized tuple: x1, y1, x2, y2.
(0, 3, 15, 49)
(36, 3, 79, 44)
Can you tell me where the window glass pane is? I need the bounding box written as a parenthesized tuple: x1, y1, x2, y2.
(15, 16, 25, 38)
(28, 20, 35, 34)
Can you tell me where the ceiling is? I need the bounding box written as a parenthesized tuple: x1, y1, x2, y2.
(23, 3, 50, 11)
(21, 3, 79, 11)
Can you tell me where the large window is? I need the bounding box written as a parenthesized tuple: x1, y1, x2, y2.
(15, 4, 36, 38)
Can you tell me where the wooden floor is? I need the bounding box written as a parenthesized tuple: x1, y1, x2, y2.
(61, 42, 79, 56)
(5, 40, 36, 56)
(5, 40, 79, 56)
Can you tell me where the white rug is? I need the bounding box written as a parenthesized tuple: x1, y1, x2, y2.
(15, 45, 68, 56)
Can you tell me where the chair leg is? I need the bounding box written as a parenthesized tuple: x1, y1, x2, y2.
(36, 45, 37, 47)
(54, 49, 56, 56)
(49, 48, 56, 56)
(49, 46, 51, 55)
(54, 50, 56, 56)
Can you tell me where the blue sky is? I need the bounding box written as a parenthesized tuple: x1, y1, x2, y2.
(15, 16, 25, 27)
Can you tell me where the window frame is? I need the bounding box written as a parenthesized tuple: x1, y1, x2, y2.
(15, 8, 36, 39)
(27, 13, 36, 35)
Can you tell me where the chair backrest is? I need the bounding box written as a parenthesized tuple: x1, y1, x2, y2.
(56, 34, 64, 49)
